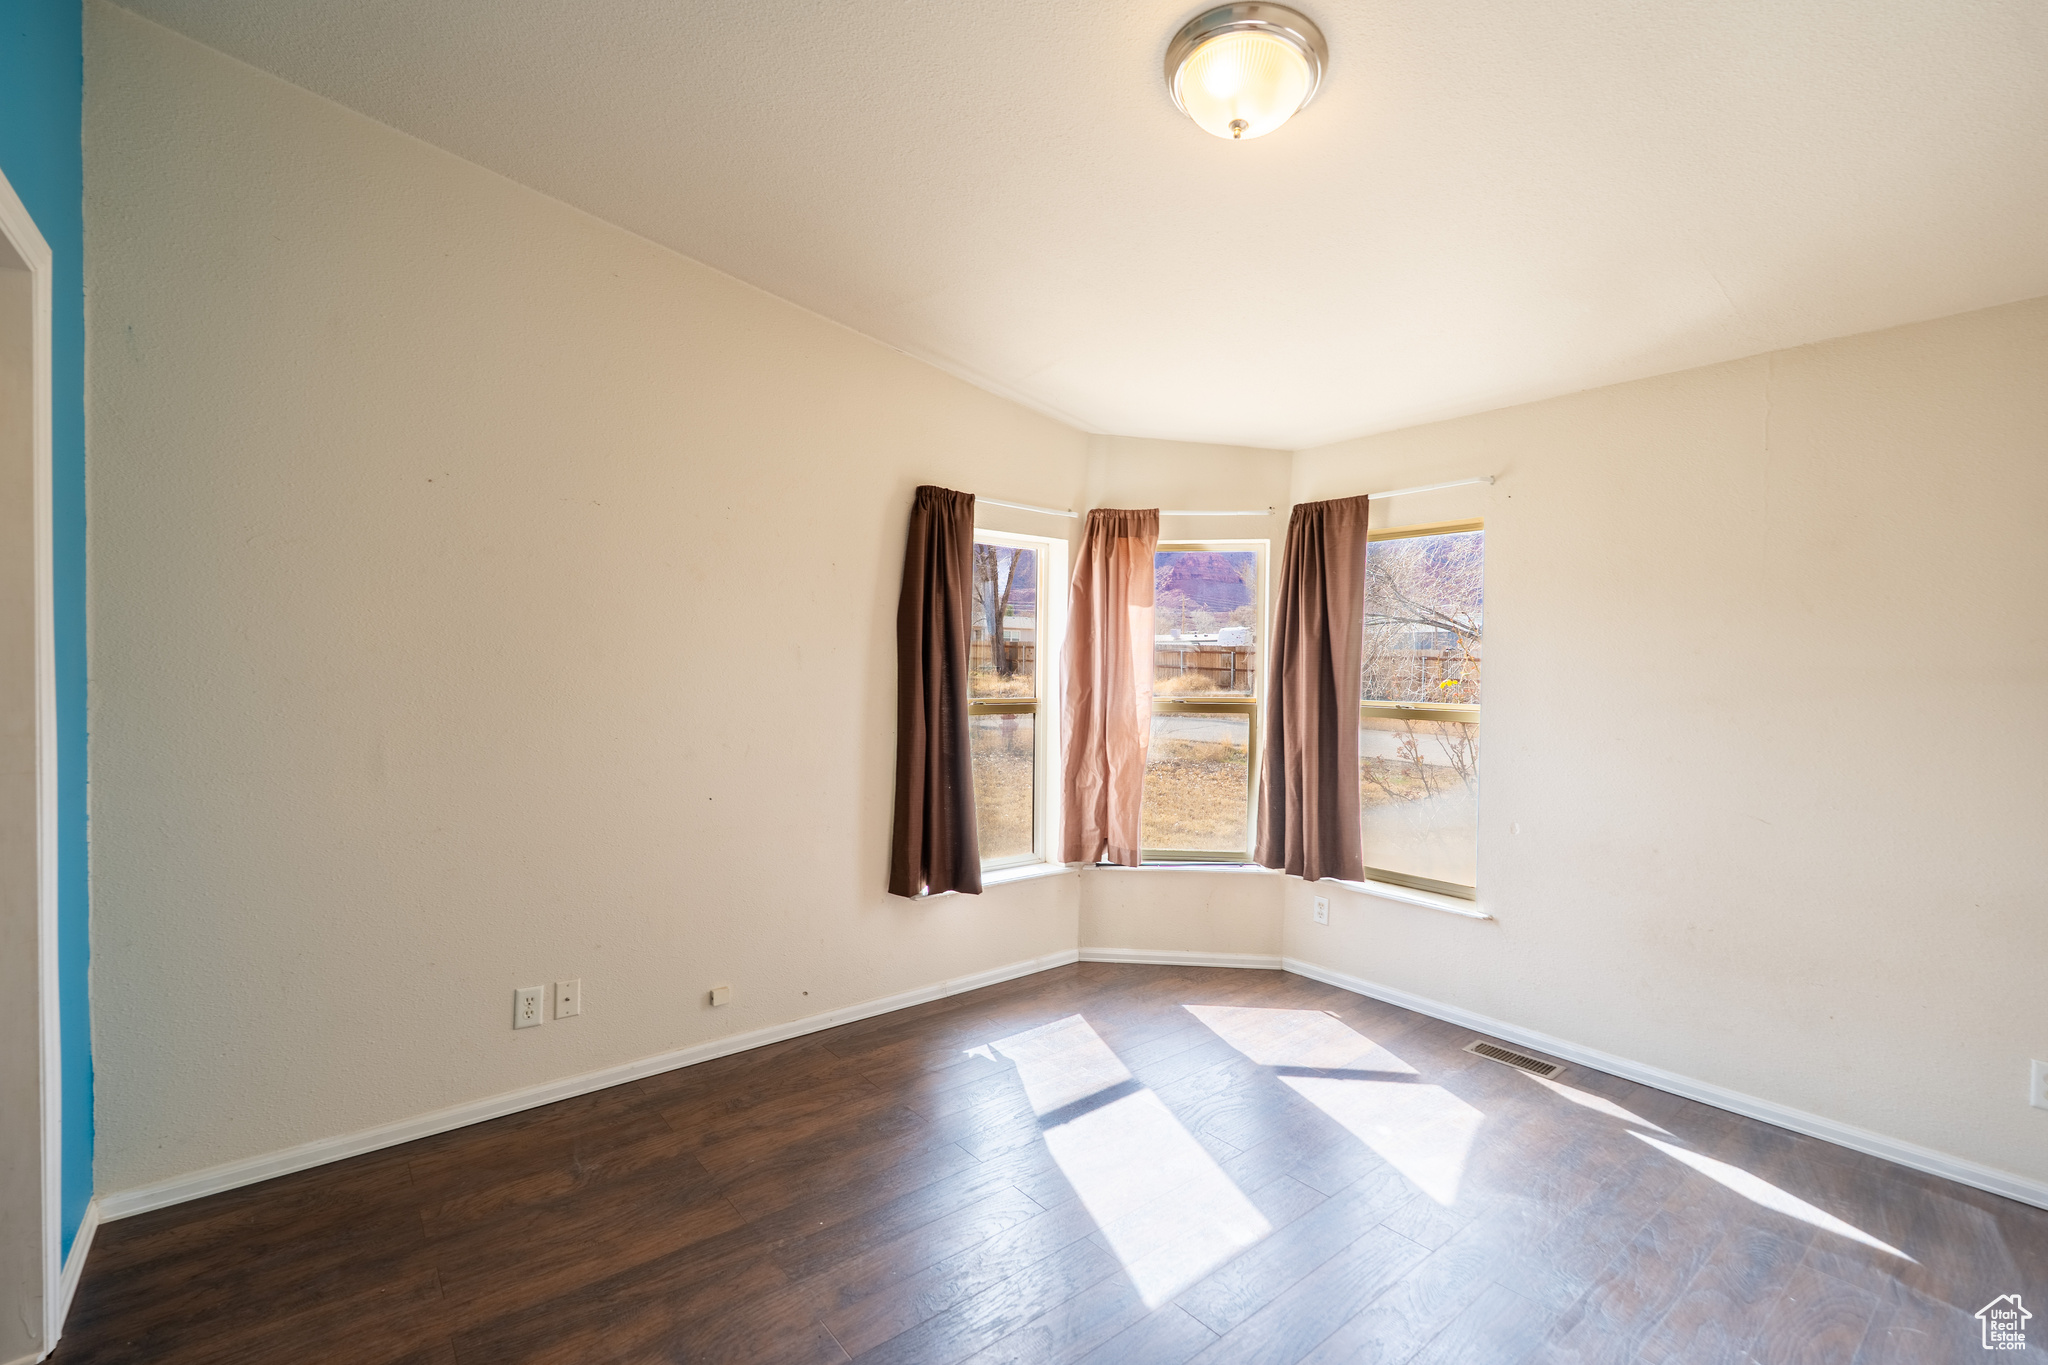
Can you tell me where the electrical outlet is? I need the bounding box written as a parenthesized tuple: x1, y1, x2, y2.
(1313, 895, 1330, 925)
(2031, 1060, 2048, 1111)
(513, 985, 546, 1029)
(555, 979, 581, 1019)
(709, 984, 732, 1007)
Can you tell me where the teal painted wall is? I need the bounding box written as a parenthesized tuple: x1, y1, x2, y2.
(0, 0, 90, 1258)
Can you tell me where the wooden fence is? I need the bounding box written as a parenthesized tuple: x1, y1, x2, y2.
(971, 642, 1260, 693)
(1154, 646, 1257, 691)
(970, 641, 1036, 676)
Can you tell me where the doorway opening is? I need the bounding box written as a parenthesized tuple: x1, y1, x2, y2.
(0, 164, 61, 1361)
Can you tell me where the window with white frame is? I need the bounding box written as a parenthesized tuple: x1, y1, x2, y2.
(968, 530, 1060, 870)
(1360, 519, 1483, 897)
(1140, 540, 1266, 862)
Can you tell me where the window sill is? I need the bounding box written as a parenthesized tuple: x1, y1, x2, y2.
(1092, 862, 1282, 874)
(985, 861, 1077, 888)
(918, 862, 1077, 898)
(1325, 878, 1493, 920)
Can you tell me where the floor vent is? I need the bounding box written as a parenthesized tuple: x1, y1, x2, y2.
(1464, 1039, 1564, 1078)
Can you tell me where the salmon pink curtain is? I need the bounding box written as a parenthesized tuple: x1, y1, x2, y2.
(888, 486, 982, 897)
(1256, 495, 1370, 882)
(1061, 508, 1160, 865)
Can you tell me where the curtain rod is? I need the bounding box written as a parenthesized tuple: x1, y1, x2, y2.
(977, 496, 1078, 518)
(977, 497, 1274, 518)
(977, 476, 1493, 522)
(1160, 476, 1497, 513)
(1158, 475, 1496, 514)
(1365, 475, 1495, 500)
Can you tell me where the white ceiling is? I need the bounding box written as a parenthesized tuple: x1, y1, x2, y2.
(116, 0, 2048, 448)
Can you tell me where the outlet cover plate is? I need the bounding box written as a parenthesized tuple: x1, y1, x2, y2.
(1313, 896, 1330, 925)
(2032, 1059, 2047, 1110)
(555, 979, 581, 1019)
(514, 985, 546, 1029)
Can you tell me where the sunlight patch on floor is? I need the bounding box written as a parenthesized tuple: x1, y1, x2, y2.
(1045, 1089, 1272, 1305)
(1521, 1072, 1669, 1132)
(1183, 1004, 1481, 1206)
(1630, 1133, 1913, 1260)
(984, 1014, 1271, 1306)
(1183, 1004, 1417, 1073)
(980, 1014, 1136, 1115)
(1284, 1076, 1484, 1205)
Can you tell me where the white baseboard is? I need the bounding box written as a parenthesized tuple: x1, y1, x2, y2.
(1079, 947, 1285, 970)
(93, 945, 2048, 1229)
(14, 1199, 103, 1364)
(98, 949, 1082, 1222)
(52, 1198, 99, 1349)
(1282, 955, 2048, 1213)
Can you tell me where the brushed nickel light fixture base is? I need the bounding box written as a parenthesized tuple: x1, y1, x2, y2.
(1165, 4, 1328, 141)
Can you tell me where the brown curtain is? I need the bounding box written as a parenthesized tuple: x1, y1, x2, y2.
(1256, 495, 1370, 882)
(1061, 508, 1160, 866)
(888, 486, 982, 897)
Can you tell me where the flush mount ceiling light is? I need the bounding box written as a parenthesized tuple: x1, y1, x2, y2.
(1165, 3, 1328, 141)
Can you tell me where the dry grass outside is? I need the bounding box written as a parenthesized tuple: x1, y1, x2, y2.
(970, 669, 1035, 700)
(970, 717, 1034, 860)
(1359, 759, 1440, 807)
(1359, 720, 1477, 809)
(1153, 651, 1256, 697)
(1358, 720, 1481, 886)
(1141, 737, 1249, 850)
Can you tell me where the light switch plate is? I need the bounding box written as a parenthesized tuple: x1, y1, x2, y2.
(555, 979, 581, 1019)
(2031, 1059, 2047, 1110)
(514, 985, 546, 1029)
(1313, 896, 1330, 925)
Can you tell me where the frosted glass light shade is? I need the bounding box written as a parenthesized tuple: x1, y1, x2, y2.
(1165, 5, 1327, 141)
(1176, 32, 1312, 139)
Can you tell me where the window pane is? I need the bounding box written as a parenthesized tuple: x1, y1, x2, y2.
(1363, 531, 1482, 704)
(1360, 719, 1479, 887)
(1155, 549, 1259, 698)
(1142, 712, 1251, 853)
(971, 711, 1035, 864)
(971, 544, 1037, 699)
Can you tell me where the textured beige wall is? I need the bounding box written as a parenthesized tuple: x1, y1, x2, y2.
(1083, 433, 1292, 537)
(81, 0, 2047, 1209)
(84, 5, 1088, 1193)
(1286, 298, 2048, 1185)
(1073, 436, 1288, 955)
(1079, 868, 1282, 958)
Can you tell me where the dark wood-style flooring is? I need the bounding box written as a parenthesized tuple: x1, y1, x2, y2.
(56, 963, 2047, 1364)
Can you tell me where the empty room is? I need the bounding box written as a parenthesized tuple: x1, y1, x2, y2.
(2, 0, 2044, 1361)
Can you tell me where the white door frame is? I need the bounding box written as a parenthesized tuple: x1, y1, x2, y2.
(0, 162, 63, 1357)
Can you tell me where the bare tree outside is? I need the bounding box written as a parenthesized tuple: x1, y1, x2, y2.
(968, 541, 1041, 865)
(1362, 531, 1482, 705)
(974, 544, 1021, 673)
(1360, 530, 1483, 886)
(970, 544, 1035, 699)
(1158, 587, 1196, 637)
